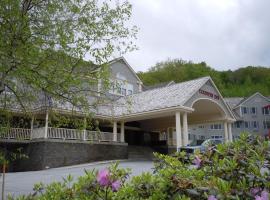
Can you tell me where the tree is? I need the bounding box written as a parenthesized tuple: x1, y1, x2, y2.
(0, 1, 137, 198)
(0, 0, 138, 111)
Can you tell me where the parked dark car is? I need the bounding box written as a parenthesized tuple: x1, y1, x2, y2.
(179, 139, 223, 154)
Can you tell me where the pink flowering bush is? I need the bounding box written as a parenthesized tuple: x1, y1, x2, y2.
(153, 134, 270, 199)
(10, 163, 130, 200)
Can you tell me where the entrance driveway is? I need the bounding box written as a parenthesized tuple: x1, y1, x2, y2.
(2, 160, 154, 198)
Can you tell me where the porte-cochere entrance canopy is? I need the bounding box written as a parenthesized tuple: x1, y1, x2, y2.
(98, 76, 235, 149)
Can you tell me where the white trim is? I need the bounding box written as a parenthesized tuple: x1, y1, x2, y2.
(190, 97, 227, 116)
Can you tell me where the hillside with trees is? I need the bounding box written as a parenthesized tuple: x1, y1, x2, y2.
(137, 59, 270, 97)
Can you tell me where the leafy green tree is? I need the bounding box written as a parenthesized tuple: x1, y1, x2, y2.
(0, 0, 137, 111)
(138, 59, 270, 97)
(0, 1, 137, 198)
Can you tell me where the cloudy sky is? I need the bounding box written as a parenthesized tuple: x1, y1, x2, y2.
(122, 0, 270, 72)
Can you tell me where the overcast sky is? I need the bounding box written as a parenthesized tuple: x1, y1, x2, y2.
(121, 0, 270, 72)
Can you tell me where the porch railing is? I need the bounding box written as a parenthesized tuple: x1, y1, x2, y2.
(85, 130, 115, 142)
(48, 127, 84, 140)
(0, 128, 31, 140)
(47, 127, 116, 142)
(0, 127, 118, 142)
(32, 127, 46, 139)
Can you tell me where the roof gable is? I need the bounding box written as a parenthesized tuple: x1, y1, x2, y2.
(108, 57, 142, 83)
(234, 92, 270, 108)
(183, 77, 235, 120)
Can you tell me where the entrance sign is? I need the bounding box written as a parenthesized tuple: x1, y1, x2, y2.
(199, 89, 220, 100)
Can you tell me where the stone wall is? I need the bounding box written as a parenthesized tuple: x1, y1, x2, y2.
(0, 139, 128, 172)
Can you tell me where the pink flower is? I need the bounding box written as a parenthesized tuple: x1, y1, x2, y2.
(251, 188, 261, 196)
(208, 195, 217, 200)
(111, 180, 121, 192)
(193, 155, 202, 167)
(255, 190, 269, 200)
(97, 169, 110, 186)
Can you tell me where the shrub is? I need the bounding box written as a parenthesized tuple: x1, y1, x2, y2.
(9, 134, 270, 200)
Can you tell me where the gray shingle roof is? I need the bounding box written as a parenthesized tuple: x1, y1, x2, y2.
(224, 97, 245, 109)
(107, 77, 210, 116)
(143, 81, 175, 91)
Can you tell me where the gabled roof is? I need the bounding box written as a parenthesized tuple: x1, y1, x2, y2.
(108, 57, 142, 83)
(111, 77, 210, 116)
(233, 92, 270, 109)
(224, 97, 245, 109)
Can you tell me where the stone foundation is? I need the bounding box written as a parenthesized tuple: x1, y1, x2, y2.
(0, 139, 128, 172)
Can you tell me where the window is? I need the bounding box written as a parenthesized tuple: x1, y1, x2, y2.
(241, 107, 248, 115)
(198, 125, 205, 129)
(121, 88, 126, 96)
(234, 121, 242, 129)
(199, 135, 205, 140)
(252, 121, 259, 129)
(250, 107, 257, 115)
(159, 132, 167, 141)
(263, 121, 270, 129)
(127, 90, 133, 95)
(244, 121, 249, 129)
(109, 79, 134, 96)
(210, 124, 222, 130)
(262, 107, 270, 115)
(211, 135, 223, 139)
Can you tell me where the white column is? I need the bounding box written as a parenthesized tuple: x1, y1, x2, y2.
(44, 111, 49, 138)
(120, 121, 125, 142)
(175, 111, 182, 151)
(97, 79, 102, 96)
(30, 117, 34, 140)
(83, 118, 87, 141)
(113, 121, 117, 142)
(224, 121, 228, 142)
(228, 123, 232, 142)
(183, 112, 189, 146)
